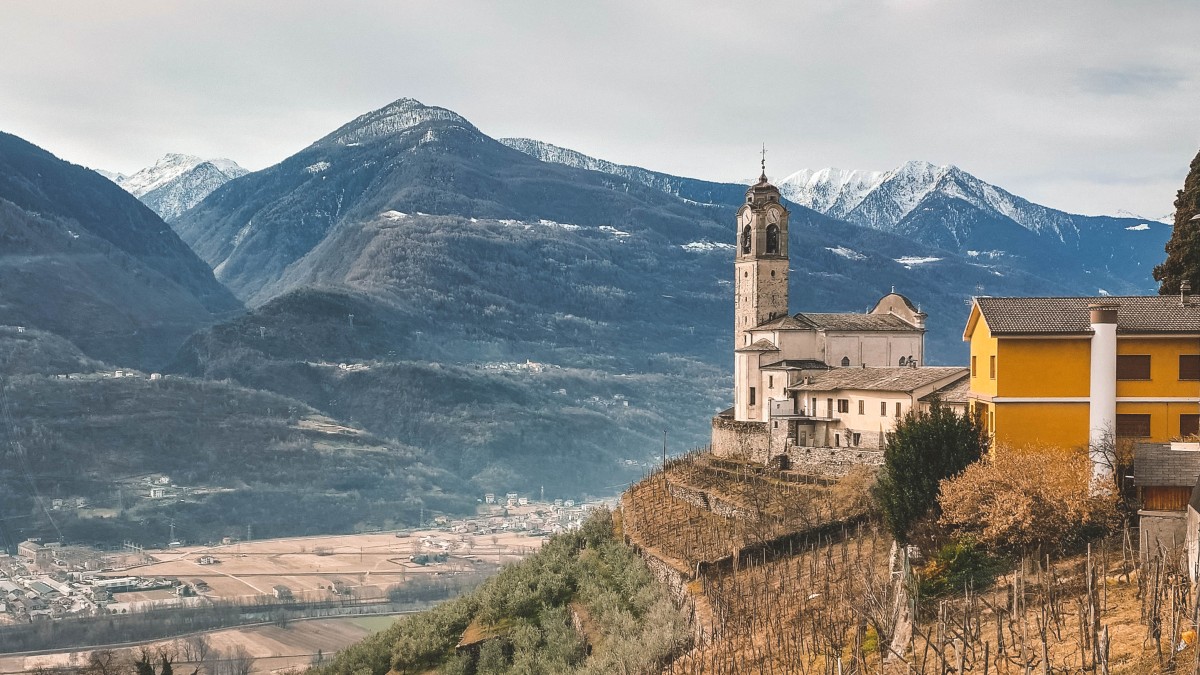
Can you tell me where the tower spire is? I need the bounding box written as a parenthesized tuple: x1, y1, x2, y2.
(760, 143, 767, 181)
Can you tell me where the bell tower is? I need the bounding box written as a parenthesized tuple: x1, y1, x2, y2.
(734, 159, 789, 347)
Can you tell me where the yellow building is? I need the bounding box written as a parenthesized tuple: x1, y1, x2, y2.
(963, 295, 1200, 451)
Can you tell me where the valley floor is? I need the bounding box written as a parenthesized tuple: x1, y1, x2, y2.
(0, 614, 401, 674)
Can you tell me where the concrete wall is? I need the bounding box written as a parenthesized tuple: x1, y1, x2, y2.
(827, 333, 923, 368)
(1140, 509, 1187, 562)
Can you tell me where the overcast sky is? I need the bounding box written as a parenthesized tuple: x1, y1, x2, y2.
(2, 0, 1197, 217)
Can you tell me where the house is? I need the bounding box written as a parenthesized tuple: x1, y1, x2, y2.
(777, 366, 969, 451)
(710, 167, 965, 473)
(963, 295, 1200, 452)
(273, 584, 292, 600)
(1140, 441, 1200, 561)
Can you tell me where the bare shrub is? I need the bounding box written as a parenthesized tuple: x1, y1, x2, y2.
(938, 445, 1118, 552)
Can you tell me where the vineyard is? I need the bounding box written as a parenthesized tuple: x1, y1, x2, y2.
(622, 451, 1200, 674)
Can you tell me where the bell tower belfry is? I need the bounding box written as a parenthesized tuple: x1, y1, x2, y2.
(734, 159, 789, 347)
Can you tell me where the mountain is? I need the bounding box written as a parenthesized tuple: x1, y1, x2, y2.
(113, 153, 247, 221)
(782, 160, 1171, 292)
(0, 132, 242, 367)
(167, 97, 1151, 497)
(507, 146, 1169, 296)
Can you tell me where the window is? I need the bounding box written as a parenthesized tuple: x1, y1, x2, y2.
(1116, 355, 1151, 380)
(827, 398, 833, 416)
(840, 356, 851, 367)
(811, 398, 817, 415)
(837, 399, 850, 413)
(834, 433, 841, 447)
(749, 387, 756, 406)
(858, 400, 865, 415)
(768, 375, 774, 389)
(1181, 355, 1200, 380)
(971, 355, 977, 377)
(1182, 414, 1200, 438)
(1115, 414, 1151, 438)
(895, 402, 902, 418)
(765, 224, 779, 254)
(852, 433, 861, 446)
(741, 225, 751, 254)
(989, 355, 996, 379)
(881, 401, 887, 416)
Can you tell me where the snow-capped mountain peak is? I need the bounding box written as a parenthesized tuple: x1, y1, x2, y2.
(119, 153, 206, 197)
(109, 154, 248, 221)
(776, 167, 886, 217)
(319, 97, 476, 147)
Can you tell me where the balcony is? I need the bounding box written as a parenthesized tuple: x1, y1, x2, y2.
(769, 398, 834, 421)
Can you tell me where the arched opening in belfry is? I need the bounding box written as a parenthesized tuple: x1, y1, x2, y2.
(741, 225, 752, 254)
(765, 224, 779, 254)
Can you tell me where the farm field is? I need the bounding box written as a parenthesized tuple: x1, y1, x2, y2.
(110, 529, 546, 604)
(0, 614, 402, 674)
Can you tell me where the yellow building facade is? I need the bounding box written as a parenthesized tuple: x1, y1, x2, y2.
(963, 296, 1200, 451)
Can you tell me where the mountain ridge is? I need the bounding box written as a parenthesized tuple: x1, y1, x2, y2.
(0, 132, 242, 367)
(109, 153, 248, 221)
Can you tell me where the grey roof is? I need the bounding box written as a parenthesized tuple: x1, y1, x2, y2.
(799, 312, 919, 332)
(975, 296, 1200, 335)
(753, 312, 919, 332)
(753, 315, 817, 330)
(787, 367, 968, 393)
(735, 338, 780, 353)
(1135, 443, 1200, 488)
(920, 375, 971, 404)
(761, 359, 830, 370)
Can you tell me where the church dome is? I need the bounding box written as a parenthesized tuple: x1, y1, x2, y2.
(745, 172, 781, 205)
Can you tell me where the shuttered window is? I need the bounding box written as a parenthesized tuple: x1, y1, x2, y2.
(1181, 414, 1200, 438)
(1180, 355, 1200, 380)
(1116, 355, 1151, 380)
(1115, 414, 1151, 438)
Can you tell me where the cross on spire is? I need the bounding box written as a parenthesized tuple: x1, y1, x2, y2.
(760, 143, 767, 181)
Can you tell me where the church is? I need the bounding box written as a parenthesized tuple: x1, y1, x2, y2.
(711, 167, 968, 472)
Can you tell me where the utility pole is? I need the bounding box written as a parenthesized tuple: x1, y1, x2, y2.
(663, 430, 668, 465)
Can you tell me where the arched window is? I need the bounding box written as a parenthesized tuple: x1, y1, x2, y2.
(741, 225, 752, 254)
(840, 356, 851, 367)
(765, 224, 779, 254)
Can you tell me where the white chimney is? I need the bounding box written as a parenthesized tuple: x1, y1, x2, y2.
(1088, 302, 1119, 489)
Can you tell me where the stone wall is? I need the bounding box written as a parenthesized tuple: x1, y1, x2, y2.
(783, 445, 884, 477)
(712, 415, 883, 477)
(711, 416, 769, 460)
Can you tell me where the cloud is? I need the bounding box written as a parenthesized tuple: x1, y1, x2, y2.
(1077, 66, 1186, 96)
(0, 0, 1197, 219)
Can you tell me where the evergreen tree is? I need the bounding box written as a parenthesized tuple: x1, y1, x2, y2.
(1153, 148, 1200, 294)
(874, 402, 987, 544)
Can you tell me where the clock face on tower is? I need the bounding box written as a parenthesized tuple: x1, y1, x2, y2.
(767, 208, 779, 225)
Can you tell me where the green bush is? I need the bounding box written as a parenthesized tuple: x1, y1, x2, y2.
(917, 539, 1002, 598)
